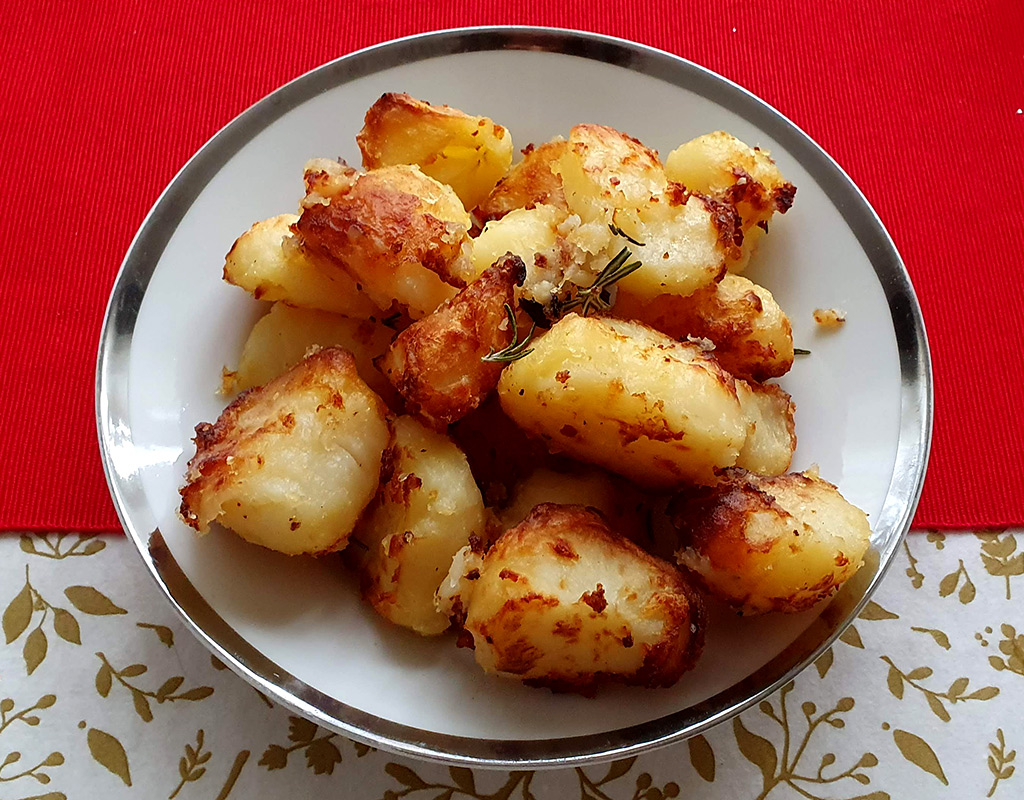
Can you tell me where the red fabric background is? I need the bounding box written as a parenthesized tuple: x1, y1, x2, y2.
(1, 1, 1021, 532)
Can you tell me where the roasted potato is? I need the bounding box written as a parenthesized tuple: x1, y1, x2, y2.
(446, 504, 705, 692)
(379, 254, 525, 429)
(500, 466, 646, 541)
(554, 125, 739, 301)
(554, 124, 667, 221)
(223, 214, 379, 318)
(615, 273, 794, 381)
(665, 132, 795, 272)
(477, 139, 570, 223)
(352, 416, 486, 635)
(498, 314, 748, 488)
(226, 302, 397, 405)
(735, 380, 797, 476)
(294, 163, 473, 319)
(357, 93, 514, 212)
(672, 469, 872, 614)
(179, 347, 392, 555)
(470, 204, 612, 308)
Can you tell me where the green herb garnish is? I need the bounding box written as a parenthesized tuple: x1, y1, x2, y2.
(482, 303, 536, 363)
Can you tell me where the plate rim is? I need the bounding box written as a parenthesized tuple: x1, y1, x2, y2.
(95, 25, 933, 768)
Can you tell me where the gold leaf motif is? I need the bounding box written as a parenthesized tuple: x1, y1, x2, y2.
(925, 694, 950, 722)
(305, 737, 342, 775)
(602, 757, 636, 783)
(156, 676, 185, 702)
(449, 766, 476, 793)
(52, 608, 81, 645)
(839, 624, 864, 648)
(385, 762, 428, 789)
(133, 691, 153, 722)
(136, 622, 174, 647)
(3, 582, 32, 644)
(120, 664, 147, 677)
(287, 716, 317, 744)
(24, 627, 47, 674)
(859, 601, 899, 621)
(893, 729, 948, 785)
(910, 626, 951, 650)
(64, 586, 127, 616)
(815, 648, 834, 679)
(733, 717, 777, 789)
(687, 734, 716, 782)
(176, 687, 214, 701)
(986, 728, 1016, 797)
(257, 744, 288, 771)
(95, 664, 112, 698)
(87, 727, 132, 786)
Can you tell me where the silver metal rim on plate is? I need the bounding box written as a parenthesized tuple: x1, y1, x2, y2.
(96, 26, 933, 768)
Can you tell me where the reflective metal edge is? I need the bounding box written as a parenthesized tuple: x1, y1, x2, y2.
(95, 26, 933, 769)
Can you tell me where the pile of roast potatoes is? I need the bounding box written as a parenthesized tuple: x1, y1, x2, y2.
(178, 93, 871, 694)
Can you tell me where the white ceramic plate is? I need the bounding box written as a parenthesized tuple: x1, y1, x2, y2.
(96, 27, 932, 767)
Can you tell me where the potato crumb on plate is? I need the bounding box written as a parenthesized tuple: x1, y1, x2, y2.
(813, 307, 847, 327)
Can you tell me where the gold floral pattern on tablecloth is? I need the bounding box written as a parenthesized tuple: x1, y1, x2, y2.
(1, 530, 1020, 799)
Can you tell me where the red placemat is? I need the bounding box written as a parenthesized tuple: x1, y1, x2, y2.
(1, 1, 1021, 532)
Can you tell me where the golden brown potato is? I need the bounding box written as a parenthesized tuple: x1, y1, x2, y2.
(735, 381, 796, 476)
(554, 124, 667, 221)
(226, 302, 397, 406)
(814, 308, 847, 328)
(445, 504, 705, 692)
(672, 469, 872, 614)
(357, 93, 514, 212)
(554, 125, 740, 301)
(378, 254, 525, 429)
(499, 466, 646, 542)
(614, 273, 794, 381)
(498, 314, 748, 488)
(222, 214, 379, 318)
(470, 204, 612, 309)
(665, 132, 795, 272)
(179, 347, 392, 555)
(294, 163, 473, 319)
(351, 416, 486, 635)
(477, 139, 570, 223)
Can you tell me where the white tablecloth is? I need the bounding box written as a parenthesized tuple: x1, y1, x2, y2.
(2, 530, 1021, 799)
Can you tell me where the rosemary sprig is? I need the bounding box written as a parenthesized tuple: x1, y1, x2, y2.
(559, 247, 642, 317)
(608, 223, 645, 246)
(482, 303, 536, 363)
(794, 347, 812, 355)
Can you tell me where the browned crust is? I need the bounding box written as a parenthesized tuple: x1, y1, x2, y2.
(293, 170, 468, 296)
(476, 139, 570, 223)
(377, 254, 526, 429)
(614, 286, 793, 382)
(178, 347, 390, 540)
(695, 192, 744, 263)
(484, 504, 706, 692)
(670, 469, 843, 613)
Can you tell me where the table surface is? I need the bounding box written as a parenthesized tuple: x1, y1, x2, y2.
(2, 530, 1021, 799)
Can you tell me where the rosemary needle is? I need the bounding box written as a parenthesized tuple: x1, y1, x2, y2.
(559, 247, 643, 317)
(482, 303, 536, 363)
